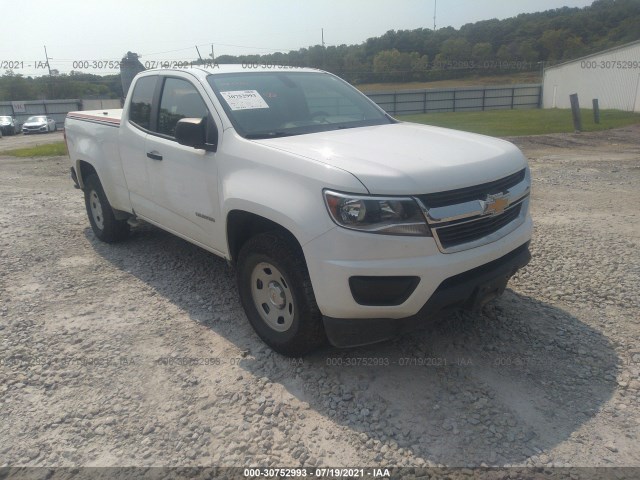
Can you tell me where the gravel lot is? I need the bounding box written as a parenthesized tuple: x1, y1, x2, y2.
(0, 131, 64, 149)
(0, 125, 639, 471)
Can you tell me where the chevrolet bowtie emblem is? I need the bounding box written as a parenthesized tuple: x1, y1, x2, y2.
(483, 193, 509, 215)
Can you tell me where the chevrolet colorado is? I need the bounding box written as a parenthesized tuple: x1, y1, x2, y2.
(65, 66, 532, 356)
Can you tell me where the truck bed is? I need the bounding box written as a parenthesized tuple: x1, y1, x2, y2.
(66, 109, 123, 127)
(65, 108, 130, 214)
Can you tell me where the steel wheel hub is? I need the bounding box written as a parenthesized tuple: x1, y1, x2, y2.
(268, 281, 286, 309)
(250, 262, 294, 332)
(89, 190, 104, 230)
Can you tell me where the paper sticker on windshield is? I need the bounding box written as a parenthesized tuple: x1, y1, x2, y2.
(220, 90, 269, 110)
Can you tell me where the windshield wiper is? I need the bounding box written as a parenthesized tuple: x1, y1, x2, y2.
(245, 131, 296, 139)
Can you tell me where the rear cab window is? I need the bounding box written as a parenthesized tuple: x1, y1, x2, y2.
(129, 76, 157, 130)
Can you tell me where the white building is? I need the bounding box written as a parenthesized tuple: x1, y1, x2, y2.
(543, 40, 640, 112)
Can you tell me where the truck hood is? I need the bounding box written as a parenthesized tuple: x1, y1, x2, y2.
(254, 122, 527, 195)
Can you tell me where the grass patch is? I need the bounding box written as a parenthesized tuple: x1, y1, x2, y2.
(398, 109, 640, 137)
(0, 142, 68, 157)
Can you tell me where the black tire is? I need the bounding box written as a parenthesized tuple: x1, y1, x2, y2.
(237, 232, 327, 356)
(83, 173, 129, 243)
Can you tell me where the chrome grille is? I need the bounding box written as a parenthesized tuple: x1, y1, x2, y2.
(417, 169, 525, 208)
(435, 203, 522, 249)
(415, 169, 530, 253)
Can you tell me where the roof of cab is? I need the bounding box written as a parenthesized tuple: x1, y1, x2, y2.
(142, 64, 324, 80)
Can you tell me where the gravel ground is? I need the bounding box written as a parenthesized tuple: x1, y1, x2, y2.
(0, 131, 64, 149)
(0, 125, 639, 471)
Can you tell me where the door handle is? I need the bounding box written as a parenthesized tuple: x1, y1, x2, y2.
(147, 151, 163, 161)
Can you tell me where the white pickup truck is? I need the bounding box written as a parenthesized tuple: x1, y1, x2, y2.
(65, 65, 532, 356)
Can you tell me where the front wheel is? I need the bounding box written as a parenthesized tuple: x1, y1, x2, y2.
(83, 173, 129, 243)
(237, 232, 326, 356)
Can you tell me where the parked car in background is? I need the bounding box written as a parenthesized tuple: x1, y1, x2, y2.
(22, 116, 57, 134)
(0, 116, 20, 135)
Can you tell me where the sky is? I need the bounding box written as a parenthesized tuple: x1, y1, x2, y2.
(2, 0, 595, 76)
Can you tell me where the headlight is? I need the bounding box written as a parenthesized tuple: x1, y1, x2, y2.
(324, 190, 431, 236)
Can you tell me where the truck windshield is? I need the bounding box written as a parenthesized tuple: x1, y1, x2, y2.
(207, 72, 393, 139)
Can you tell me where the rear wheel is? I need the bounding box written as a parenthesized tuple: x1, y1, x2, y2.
(237, 232, 326, 356)
(83, 173, 129, 243)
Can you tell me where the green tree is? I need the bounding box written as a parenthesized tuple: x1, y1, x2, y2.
(518, 41, 539, 63)
(373, 49, 425, 81)
(439, 38, 473, 61)
(373, 50, 407, 72)
(563, 35, 585, 59)
(0, 74, 36, 100)
(472, 42, 493, 63)
(496, 45, 512, 63)
(540, 29, 570, 61)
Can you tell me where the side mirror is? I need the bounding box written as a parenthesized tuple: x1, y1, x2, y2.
(175, 118, 217, 152)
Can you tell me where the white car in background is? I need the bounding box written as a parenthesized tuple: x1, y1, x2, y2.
(22, 115, 57, 134)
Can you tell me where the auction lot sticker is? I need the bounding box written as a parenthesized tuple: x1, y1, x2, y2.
(220, 90, 269, 110)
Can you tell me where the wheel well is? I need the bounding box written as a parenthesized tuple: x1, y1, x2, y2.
(227, 211, 301, 264)
(77, 160, 97, 188)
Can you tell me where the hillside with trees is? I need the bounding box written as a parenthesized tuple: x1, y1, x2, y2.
(1, 0, 638, 100)
(0, 71, 122, 102)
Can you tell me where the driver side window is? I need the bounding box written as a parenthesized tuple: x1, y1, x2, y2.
(157, 78, 209, 139)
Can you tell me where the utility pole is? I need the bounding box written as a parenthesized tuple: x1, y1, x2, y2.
(43, 45, 53, 99)
(433, 0, 437, 31)
(43, 45, 52, 76)
(195, 45, 203, 63)
(321, 28, 326, 69)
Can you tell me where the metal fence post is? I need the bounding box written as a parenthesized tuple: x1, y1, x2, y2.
(453, 89, 456, 112)
(511, 88, 515, 109)
(423, 91, 427, 114)
(570, 93, 582, 132)
(538, 85, 543, 108)
(592, 99, 600, 124)
(482, 88, 486, 111)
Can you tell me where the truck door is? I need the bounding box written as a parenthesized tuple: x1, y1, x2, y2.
(119, 75, 158, 218)
(143, 75, 225, 254)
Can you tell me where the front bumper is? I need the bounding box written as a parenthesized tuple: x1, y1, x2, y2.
(22, 125, 48, 134)
(302, 214, 532, 347)
(323, 242, 530, 347)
